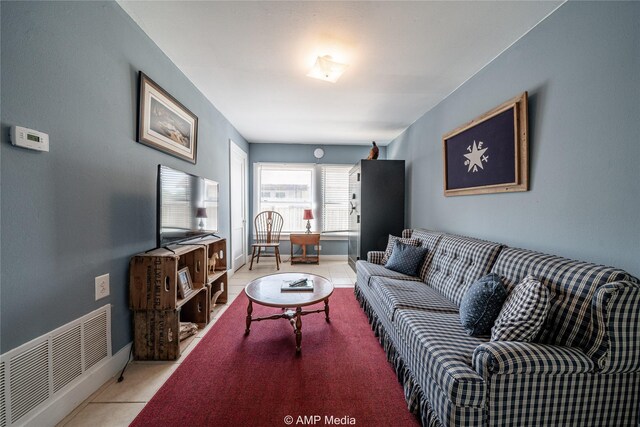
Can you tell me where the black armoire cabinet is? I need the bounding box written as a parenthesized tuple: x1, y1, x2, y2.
(348, 160, 405, 271)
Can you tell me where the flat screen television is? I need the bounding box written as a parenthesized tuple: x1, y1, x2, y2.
(157, 165, 219, 247)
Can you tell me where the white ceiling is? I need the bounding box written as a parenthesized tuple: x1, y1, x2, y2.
(119, 1, 562, 146)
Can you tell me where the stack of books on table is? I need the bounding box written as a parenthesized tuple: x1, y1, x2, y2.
(281, 278, 314, 292)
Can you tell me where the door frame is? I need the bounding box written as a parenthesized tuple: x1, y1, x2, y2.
(229, 139, 249, 273)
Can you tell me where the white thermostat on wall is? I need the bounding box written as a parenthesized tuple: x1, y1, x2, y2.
(10, 125, 50, 152)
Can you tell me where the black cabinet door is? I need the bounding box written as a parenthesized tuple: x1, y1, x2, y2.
(348, 160, 404, 271)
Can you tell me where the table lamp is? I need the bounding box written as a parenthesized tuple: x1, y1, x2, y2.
(196, 207, 208, 230)
(303, 209, 314, 234)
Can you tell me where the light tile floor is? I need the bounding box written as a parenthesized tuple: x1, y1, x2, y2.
(58, 258, 355, 426)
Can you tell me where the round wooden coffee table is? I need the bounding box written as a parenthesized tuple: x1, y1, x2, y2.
(244, 273, 334, 353)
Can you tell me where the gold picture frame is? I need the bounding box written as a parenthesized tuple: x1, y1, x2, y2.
(138, 72, 198, 164)
(442, 92, 528, 196)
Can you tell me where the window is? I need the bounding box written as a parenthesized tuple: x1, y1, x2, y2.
(322, 165, 351, 233)
(255, 162, 351, 234)
(256, 164, 314, 232)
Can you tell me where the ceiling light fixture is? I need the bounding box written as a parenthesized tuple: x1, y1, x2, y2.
(306, 55, 348, 83)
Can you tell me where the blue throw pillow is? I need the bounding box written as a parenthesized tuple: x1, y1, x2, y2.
(384, 241, 428, 277)
(459, 273, 507, 337)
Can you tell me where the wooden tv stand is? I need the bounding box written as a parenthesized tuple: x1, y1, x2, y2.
(129, 236, 227, 360)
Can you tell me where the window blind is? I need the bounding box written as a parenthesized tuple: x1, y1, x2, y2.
(321, 165, 350, 233)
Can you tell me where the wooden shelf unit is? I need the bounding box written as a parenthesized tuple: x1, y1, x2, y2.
(203, 237, 228, 305)
(129, 236, 227, 360)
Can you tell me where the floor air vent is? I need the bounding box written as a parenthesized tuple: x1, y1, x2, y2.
(0, 305, 111, 426)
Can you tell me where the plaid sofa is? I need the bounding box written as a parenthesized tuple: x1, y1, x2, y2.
(354, 229, 639, 426)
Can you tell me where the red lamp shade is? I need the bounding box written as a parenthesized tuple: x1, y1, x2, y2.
(303, 209, 314, 220)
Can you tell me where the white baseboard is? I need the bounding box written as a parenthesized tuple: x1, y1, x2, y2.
(319, 255, 348, 261)
(243, 254, 348, 262)
(25, 342, 132, 427)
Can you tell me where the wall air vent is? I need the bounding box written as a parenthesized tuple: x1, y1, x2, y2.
(52, 325, 82, 393)
(83, 312, 108, 370)
(0, 305, 111, 426)
(9, 343, 49, 424)
(1, 362, 7, 427)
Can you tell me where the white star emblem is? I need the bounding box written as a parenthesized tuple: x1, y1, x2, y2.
(463, 140, 489, 172)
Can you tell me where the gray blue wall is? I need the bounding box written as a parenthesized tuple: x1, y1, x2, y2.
(387, 1, 639, 277)
(248, 143, 386, 255)
(1, 1, 248, 353)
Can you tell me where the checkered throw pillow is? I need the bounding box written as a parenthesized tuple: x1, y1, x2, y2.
(381, 235, 421, 264)
(491, 275, 550, 342)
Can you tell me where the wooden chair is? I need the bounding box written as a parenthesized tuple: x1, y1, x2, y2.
(250, 211, 284, 270)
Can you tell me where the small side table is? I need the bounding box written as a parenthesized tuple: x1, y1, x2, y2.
(290, 233, 320, 264)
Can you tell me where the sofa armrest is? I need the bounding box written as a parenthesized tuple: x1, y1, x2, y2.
(588, 280, 640, 373)
(472, 341, 594, 378)
(401, 229, 413, 238)
(367, 251, 385, 265)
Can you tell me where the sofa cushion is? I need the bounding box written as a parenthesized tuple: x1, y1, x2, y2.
(404, 229, 444, 281)
(491, 275, 549, 342)
(384, 241, 429, 276)
(381, 235, 421, 264)
(369, 277, 458, 321)
(423, 234, 503, 306)
(395, 309, 487, 408)
(490, 247, 636, 360)
(355, 260, 417, 289)
(459, 273, 507, 337)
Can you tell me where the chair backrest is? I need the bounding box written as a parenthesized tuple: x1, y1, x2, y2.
(254, 211, 284, 244)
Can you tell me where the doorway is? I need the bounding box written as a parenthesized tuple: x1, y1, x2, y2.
(229, 140, 248, 272)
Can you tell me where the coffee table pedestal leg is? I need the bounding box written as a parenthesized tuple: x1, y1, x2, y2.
(324, 299, 330, 322)
(245, 300, 253, 335)
(295, 307, 302, 353)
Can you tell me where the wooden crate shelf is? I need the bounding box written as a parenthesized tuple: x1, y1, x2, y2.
(129, 245, 207, 311)
(133, 309, 180, 360)
(130, 236, 227, 360)
(209, 272, 228, 305)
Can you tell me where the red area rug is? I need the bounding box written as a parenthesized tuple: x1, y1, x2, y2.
(131, 289, 419, 427)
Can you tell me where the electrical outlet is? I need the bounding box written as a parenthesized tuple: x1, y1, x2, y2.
(315, 245, 322, 250)
(95, 273, 110, 300)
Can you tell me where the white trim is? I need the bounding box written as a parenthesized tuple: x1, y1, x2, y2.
(318, 255, 348, 261)
(244, 254, 347, 261)
(25, 343, 131, 427)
